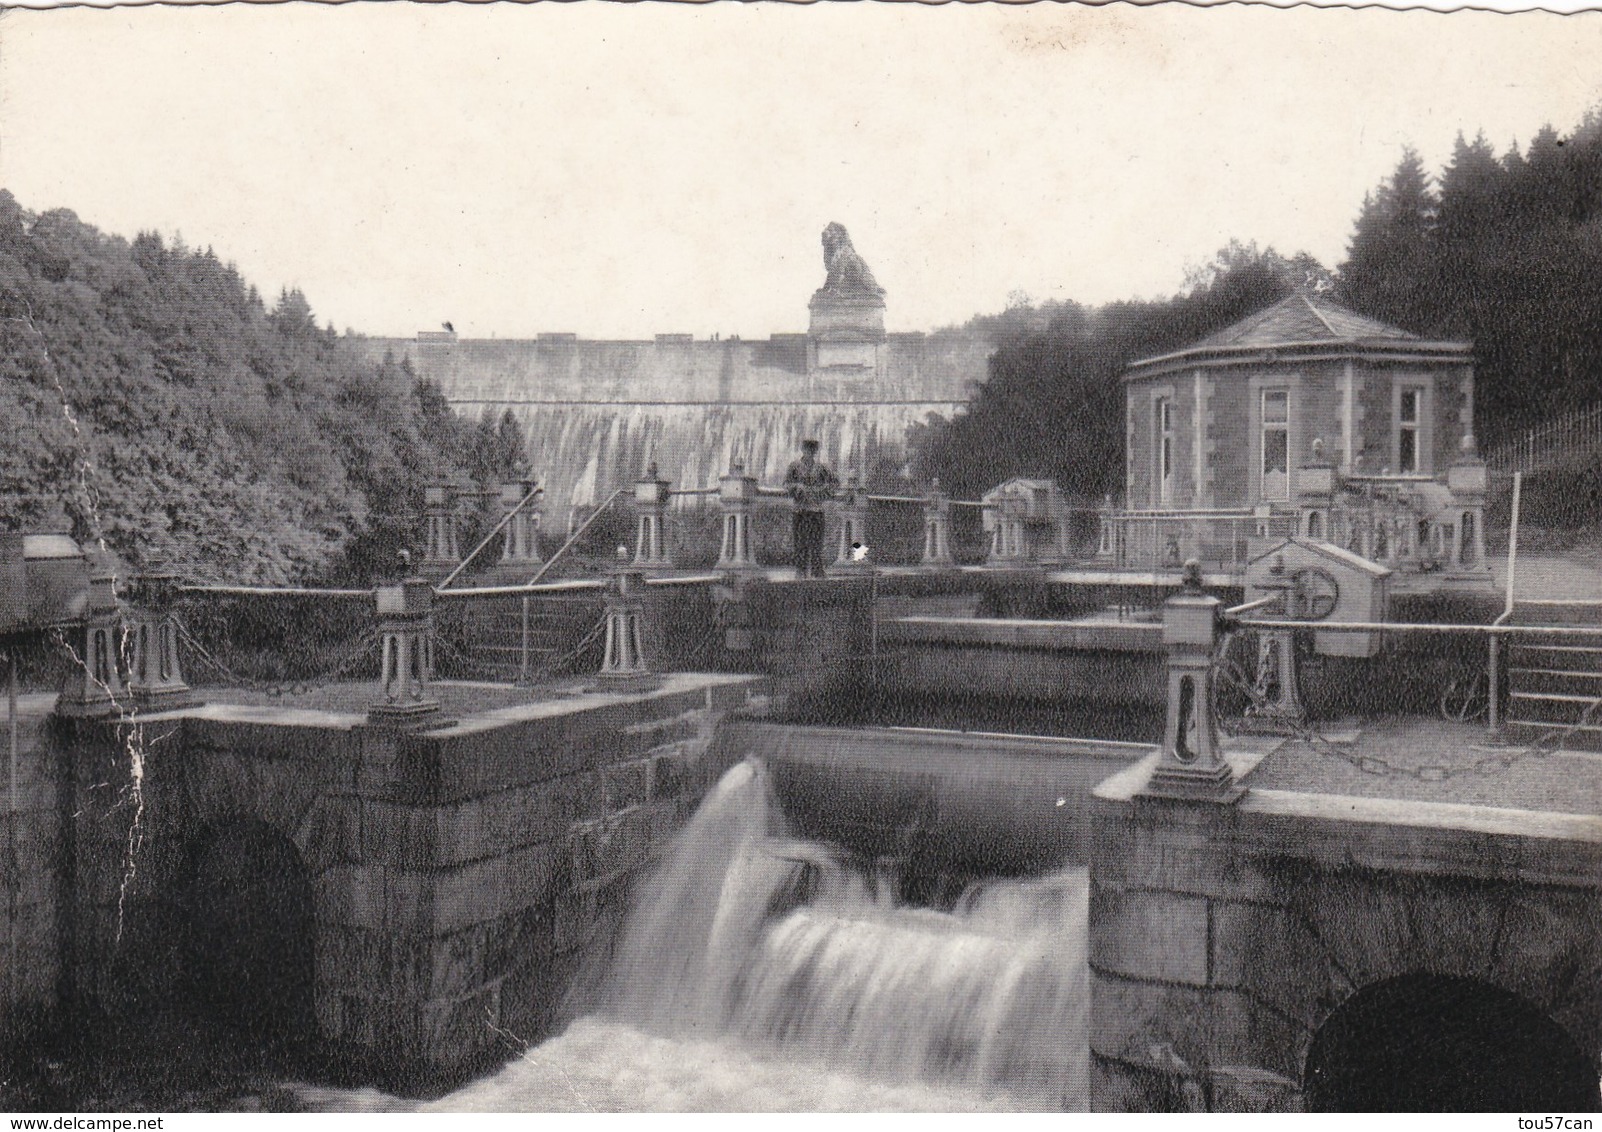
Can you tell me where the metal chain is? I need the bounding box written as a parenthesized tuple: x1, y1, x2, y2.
(173, 617, 380, 698)
(1213, 627, 1602, 783)
(540, 615, 608, 677)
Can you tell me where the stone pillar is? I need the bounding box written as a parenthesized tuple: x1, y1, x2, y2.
(126, 564, 199, 713)
(499, 474, 543, 566)
(632, 463, 673, 571)
(422, 483, 461, 569)
(1447, 434, 1489, 571)
(1142, 562, 1241, 801)
(921, 480, 954, 567)
(369, 578, 441, 726)
(592, 552, 659, 692)
(987, 497, 1028, 565)
(716, 463, 759, 571)
(831, 474, 871, 572)
(1296, 439, 1335, 541)
(57, 556, 128, 719)
(1248, 629, 1305, 728)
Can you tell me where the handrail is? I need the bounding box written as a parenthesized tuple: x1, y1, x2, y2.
(525, 486, 629, 587)
(437, 484, 544, 591)
(434, 579, 606, 598)
(1488, 472, 1522, 735)
(177, 584, 372, 597)
(431, 572, 727, 600)
(865, 494, 927, 505)
(1232, 618, 1599, 637)
(1225, 595, 1279, 617)
(1503, 471, 1522, 616)
(1114, 508, 1260, 518)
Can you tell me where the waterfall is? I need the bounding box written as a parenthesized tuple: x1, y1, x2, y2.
(313, 760, 1089, 1112)
(507, 401, 961, 514)
(591, 759, 1090, 1110)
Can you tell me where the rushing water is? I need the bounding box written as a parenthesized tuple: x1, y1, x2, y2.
(308, 759, 1090, 1113)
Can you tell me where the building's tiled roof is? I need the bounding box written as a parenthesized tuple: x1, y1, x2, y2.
(1125, 293, 1471, 378)
(1189, 293, 1419, 351)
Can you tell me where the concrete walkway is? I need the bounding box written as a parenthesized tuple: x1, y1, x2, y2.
(1241, 715, 1602, 816)
(1490, 548, 1602, 602)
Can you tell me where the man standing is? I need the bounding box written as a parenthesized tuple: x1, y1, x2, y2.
(784, 439, 838, 578)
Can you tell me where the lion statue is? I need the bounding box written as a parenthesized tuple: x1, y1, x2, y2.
(819, 222, 884, 298)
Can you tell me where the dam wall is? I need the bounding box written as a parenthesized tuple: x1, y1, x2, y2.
(348, 226, 991, 520)
(355, 331, 987, 407)
(352, 331, 987, 519)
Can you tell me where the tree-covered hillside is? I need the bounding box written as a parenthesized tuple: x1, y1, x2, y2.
(0, 191, 519, 584)
(914, 110, 1602, 504)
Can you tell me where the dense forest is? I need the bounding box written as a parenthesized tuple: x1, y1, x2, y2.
(0, 191, 525, 584)
(914, 110, 1602, 504)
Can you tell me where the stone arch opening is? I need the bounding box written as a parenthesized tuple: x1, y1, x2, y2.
(1304, 973, 1599, 1112)
(178, 817, 316, 1048)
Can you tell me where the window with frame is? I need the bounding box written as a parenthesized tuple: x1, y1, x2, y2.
(1260, 389, 1289, 502)
(1156, 397, 1174, 505)
(1398, 387, 1423, 474)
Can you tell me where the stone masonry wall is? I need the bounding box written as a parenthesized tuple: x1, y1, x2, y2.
(1089, 761, 1602, 1112)
(55, 675, 763, 1088)
(0, 696, 63, 1049)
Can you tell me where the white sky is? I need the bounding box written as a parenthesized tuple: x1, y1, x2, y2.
(3, 3, 1600, 339)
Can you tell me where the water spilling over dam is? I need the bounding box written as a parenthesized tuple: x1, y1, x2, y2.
(351, 223, 992, 518)
(315, 759, 1090, 1112)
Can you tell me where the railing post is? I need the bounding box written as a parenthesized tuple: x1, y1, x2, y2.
(1446, 434, 1488, 572)
(633, 462, 673, 571)
(1246, 628, 1305, 729)
(1097, 494, 1116, 560)
(499, 472, 544, 566)
(832, 474, 871, 572)
(1487, 631, 1502, 737)
(57, 553, 129, 718)
(518, 593, 532, 686)
(1142, 561, 1242, 802)
(716, 463, 760, 572)
(369, 577, 442, 727)
(922, 479, 955, 567)
(422, 482, 462, 570)
(591, 550, 659, 692)
(126, 563, 199, 713)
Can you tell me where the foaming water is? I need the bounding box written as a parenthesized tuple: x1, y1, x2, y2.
(307, 759, 1089, 1112)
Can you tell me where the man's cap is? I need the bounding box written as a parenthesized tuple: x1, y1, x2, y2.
(801, 438, 820, 451)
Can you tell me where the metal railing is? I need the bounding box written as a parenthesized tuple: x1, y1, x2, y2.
(526, 486, 629, 587)
(1486, 402, 1602, 476)
(1101, 510, 1297, 573)
(437, 484, 544, 590)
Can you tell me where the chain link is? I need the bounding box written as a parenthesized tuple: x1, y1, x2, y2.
(432, 614, 611, 686)
(173, 617, 380, 698)
(1213, 627, 1602, 783)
